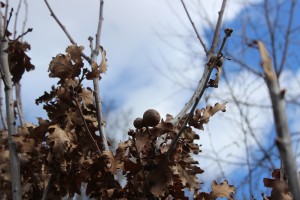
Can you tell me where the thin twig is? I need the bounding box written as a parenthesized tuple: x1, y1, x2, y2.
(171, 0, 229, 125)
(10, 27, 32, 45)
(277, 0, 295, 77)
(13, 0, 22, 39)
(15, 83, 25, 126)
(180, 0, 208, 54)
(0, 11, 22, 199)
(20, 0, 28, 42)
(263, 0, 278, 73)
(167, 28, 232, 157)
(74, 97, 101, 154)
(43, 0, 109, 151)
(43, 0, 92, 64)
(91, 0, 109, 151)
(210, 0, 227, 54)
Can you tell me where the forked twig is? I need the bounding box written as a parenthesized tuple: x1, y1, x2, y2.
(43, 0, 92, 64)
(167, 28, 232, 157)
(167, 0, 230, 157)
(43, 0, 109, 151)
(171, 0, 228, 125)
(90, 0, 109, 151)
(180, 0, 208, 54)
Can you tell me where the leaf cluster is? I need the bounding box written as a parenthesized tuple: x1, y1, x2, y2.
(0, 44, 237, 199)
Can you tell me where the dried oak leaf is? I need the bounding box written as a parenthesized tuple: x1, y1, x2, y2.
(211, 180, 235, 199)
(65, 45, 84, 66)
(0, 143, 11, 181)
(115, 140, 132, 171)
(263, 169, 292, 200)
(46, 125, 77, 159)
(49, 53, 81, 79)
(147, 156, 173, 197)
(198, 180, 235, 200)
(208, 65, 223, 88)
(13, 135, 35, 164)
(86, 61, 101, 80)
(190, 102, 227, 130)
(78, 88, 94, 106)
(65, 109, 82, 130)
(8, 41, 35, 83)
(99, 46, 108, 74)
(103, 148, 129, 174)
(171, 163, 200, 191)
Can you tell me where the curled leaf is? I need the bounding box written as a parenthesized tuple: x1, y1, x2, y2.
(99, 46, 107, 74)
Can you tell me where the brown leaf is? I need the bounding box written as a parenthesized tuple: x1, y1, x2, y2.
(189, 102, 227, 130)
(263, 169, 292, 199)
(8, 41, 35, 83)
(49, 54, 81, 79)
(65, 45, 84, 65)
(171, 163, 200, 190)
(78, 89, 94, 106)
(46, 125, 77, 158)
(99, 46, 108, 74)
(211, 180, 235, 199)
(86, 61, 102, 80)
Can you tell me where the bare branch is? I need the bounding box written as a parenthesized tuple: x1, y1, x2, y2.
(277, 0, 295, 77)
(13, 0, 22, 39)
(43, 0, 109, 151)
(91, 0, 109, 151)
(255, 40, 300, 199)
(0, 80, 7, 129)
(20, 0, 28, 41)
(180, 0, 208, 54)
(0, 13, 22, 199)
(210, 0, 227, 54)
(43, 0, 92, 64)
(15, 83, 25, 126)
(263, 0, 278, 73)
(167, 28, 232, 157)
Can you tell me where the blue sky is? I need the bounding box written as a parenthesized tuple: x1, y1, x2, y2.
(10, 0, 300, 199)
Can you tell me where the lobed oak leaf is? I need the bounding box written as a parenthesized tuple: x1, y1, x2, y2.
(201, 102, 227, 123)
(65, 109, 82, 130)
(171, 163, 200, 190)
(211, 180, 235, 199)
(49, 54, 81, 79)
(86, 61, 102, 80)
(8, 41, 35, 83)
(78, 89, 94, 106)
(263, 169, 292, 199)
(65, 45, 84, 65)
(147, 157, 173, 197)
(135, 131, 151, 153)
(13, 135, 35, 164)
(46, 125, 77, 158)
(115, 140, 132, 171)
(190, 102, 227, 130)
(103, 150, 116, 173)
